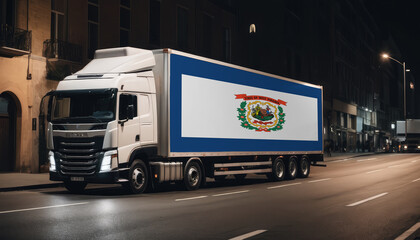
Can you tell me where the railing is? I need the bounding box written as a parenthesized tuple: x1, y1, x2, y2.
(43, 39, 82, 63)
(0, 24, 31, 52)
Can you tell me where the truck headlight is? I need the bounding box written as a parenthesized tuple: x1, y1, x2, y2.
(100, 150, 118, 172)
(417, 145, 420, 149)
(49, 151, 56, 172)
(404, 145, 408, 150)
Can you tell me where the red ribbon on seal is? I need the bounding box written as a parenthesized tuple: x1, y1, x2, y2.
(235, 94, 287, 106)
(253, 120, 273, 125)
(256, 128, 271, 132)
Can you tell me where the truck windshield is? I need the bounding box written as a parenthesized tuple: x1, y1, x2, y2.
(50, 89, 117, 123)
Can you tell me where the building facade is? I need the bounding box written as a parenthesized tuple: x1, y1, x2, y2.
(237, 0, 404, 153)
(0, 0, 238, 172)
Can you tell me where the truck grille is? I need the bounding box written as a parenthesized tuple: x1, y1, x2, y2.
(54, 136, 104, 176)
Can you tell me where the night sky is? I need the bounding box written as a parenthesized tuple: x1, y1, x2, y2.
(366, 0, 420, 116)
(365, 0, 420, 99)
(367, 0, 420, 71)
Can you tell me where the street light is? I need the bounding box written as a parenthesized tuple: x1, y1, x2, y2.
(381, 53, 407, 140)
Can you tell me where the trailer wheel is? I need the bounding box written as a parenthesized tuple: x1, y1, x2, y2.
(184, 161, 202, 191)
(64, 181, 87, 194)
(125, 160, 149, 194)
(297, 156, 310, 178)
(269, 157, 285, 181)
(286, 156, 298, 180)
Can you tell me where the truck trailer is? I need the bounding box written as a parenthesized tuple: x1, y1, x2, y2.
(46, 47, 324, 193)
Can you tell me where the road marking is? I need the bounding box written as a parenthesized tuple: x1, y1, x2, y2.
(267, 182, 301, 189)
(229, 230, 267, 240)
(366, 169, 384, 174)
(332, 158, 351, 163)
(357, 158, 377, 162)
(412, 178, 420, 183)
(346, 192, 388, 207)
(388, 164, 406, 168)
(395, 222, 420, 240)
(213, 190, 250, 197)
(175, 196, 208, 202)
(0, 202, 89, 214)
(308, 178, 331, 183)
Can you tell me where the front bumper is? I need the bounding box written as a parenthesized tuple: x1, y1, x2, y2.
(50, 169, 127, 184)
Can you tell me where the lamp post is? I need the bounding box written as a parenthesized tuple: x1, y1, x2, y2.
(381, 53, 408, 140)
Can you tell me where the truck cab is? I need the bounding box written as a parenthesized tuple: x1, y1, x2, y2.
(48, 47, 157, 193)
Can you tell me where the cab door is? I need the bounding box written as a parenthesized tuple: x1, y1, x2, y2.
(139, 94, 155, 145)
(117, 93, 140, 164)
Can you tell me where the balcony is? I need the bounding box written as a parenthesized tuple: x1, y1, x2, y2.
(43, 39, 82, 63)
(42, 39, 83, 80)
(0, 24, 31, 57)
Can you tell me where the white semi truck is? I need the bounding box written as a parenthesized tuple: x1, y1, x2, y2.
(46, 47, 324, 193)
(396, 119, 420, 152)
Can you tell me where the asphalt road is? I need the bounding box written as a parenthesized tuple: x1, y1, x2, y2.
(0, 153, 419, 240)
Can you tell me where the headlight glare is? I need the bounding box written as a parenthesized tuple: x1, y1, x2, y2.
(100, 150, 118, 172)
(49, 151, 56, 172)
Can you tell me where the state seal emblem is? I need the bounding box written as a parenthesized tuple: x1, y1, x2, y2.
(235, 94, 286, 132)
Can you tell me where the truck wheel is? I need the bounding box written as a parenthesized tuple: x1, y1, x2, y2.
(297, 156, 310, 178)
(286, 156, 298, 180)
(64, 181, 87, 194)
(184, 161, 202, 191)
(125, 160, 149, 194)
(270, 157, 285, 181)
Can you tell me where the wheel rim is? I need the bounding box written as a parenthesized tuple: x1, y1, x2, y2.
(301, 159, 309, 175)
(132, 168, 145, 189)
(289, 160, 297, 176)
(188, 166, 199, 187)
(275, 161, 284, 178)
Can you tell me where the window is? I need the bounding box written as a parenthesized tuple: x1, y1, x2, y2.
(149, 0, 160, 45)
(120, 0, 131, 46)
(177, 6, 189, 50)
(50, 89, 117, 123)
(223, 27, 231, 62)
(119, 94, 137, 120)
(0, 0, 16, 27)
(88, 0, 99, 59)
(51, 0, 67, 41)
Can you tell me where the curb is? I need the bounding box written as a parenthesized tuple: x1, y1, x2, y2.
(323, 152, 380, 162)
(0, 183, 63, 192)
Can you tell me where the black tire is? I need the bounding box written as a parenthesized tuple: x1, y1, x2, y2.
(124, 160, 149, 194)
(285, 156, 298, 180)
(184, 161, 202, 191)
(269, 157, 285, 181)
(297, 156, 311, 178)
(64, 181, 87, 194)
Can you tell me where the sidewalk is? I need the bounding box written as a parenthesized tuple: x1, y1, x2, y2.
(0, 152, 379, 192)
(323, 151, 377, 162)
(0, 173, 61, 192)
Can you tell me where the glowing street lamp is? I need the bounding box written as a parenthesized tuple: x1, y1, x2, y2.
(381, 53, 407, 140)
